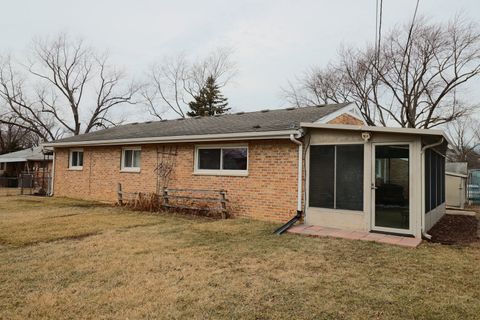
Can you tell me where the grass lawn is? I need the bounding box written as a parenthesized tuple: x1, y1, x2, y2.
(1, 196, 479, 319)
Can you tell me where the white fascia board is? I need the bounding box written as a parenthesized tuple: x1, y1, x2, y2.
(301, 122, 453, 146)
(301, 122, 445, 136)
(42, 130, 300, 148)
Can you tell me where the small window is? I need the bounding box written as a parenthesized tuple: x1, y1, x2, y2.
(0, 162, 4, 170)
(121, 147, 141, 171)
(195, 146, 248, 175)
(69, 149, 84, 169)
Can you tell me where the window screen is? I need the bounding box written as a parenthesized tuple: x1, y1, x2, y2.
(309, 146, 335, 208)
(424, 149, 445, 213)
(335, 145, 364, 210)
(425, 150, 431, 212)
(309, 145, 363, 210)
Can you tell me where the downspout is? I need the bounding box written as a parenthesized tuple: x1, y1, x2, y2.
(50, 149, 55, 196)
(290, 133, 303, 213)
(274, 131, 303, 235)
(420, 137, 444, 239)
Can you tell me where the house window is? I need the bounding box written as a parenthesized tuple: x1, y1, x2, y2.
(69, 149, 84, 169)
(195, 145, 248, 175)
(121, 147, 141, 172)
(424, 149, 445, 212)
(309, 144, 364, 211)
(0, 162, 4, 170)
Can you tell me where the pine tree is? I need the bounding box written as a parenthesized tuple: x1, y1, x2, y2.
(187, 76, 230, 117)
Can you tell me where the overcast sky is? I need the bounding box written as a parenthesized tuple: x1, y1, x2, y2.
(1, 0, 480, 118)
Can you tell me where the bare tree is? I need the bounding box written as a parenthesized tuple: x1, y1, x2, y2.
(285, 16, 480, 128)
(0, 57, 60, 141)
(0, 34, 140, 141)
(143, 48, 236, 119)
(445, 116, 480, 168)
(0, 117, 36, 154)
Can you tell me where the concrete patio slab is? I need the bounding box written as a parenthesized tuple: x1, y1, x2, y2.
(286, 225, 422, 248)
(446, 209, 477, 216)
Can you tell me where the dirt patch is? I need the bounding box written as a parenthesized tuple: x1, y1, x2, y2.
(429, 214, 479, 245)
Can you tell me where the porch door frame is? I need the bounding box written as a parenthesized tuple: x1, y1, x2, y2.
(370, 142, 414, 235)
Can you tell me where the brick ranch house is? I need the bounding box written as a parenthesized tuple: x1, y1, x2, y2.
(44, 102, 448, 239)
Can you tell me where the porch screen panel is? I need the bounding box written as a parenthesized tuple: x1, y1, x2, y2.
(441, 157, 445, 203)
(436, 153, 442, 206)
(309, 146, 335, 208)
(425, 150, 431, 212)
(335, 145, 364, 210)
(430, 150, 437, 210)
(424, 149, 445, 213)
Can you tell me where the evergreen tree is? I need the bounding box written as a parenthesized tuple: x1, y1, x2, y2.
(187, 76, 230, 117)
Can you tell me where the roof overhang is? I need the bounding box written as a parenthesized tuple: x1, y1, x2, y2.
(300, 122, 453, 146)
(42, 130, 301, 148)
(0, 158, 27, 163)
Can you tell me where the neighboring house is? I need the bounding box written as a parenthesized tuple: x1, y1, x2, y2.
(0, 146, 53, 177)
(445, 162, 468, 209)
(44, 102, 448, 239)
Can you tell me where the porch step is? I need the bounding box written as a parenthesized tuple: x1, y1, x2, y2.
(287, 225, 422, 248)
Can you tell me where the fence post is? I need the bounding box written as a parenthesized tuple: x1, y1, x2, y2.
(117, 183, 123, 205)
(20, 174, 24, 195)
(220, 190, 227, 219)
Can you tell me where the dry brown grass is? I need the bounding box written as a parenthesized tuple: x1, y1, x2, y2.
(0, 187, 30, 197)
(1, 196, 480, 319)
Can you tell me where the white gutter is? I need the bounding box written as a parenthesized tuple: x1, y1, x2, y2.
(42, 130, 298, 148)
(420, 137, 445, 239)
(289, 133, 303, 212)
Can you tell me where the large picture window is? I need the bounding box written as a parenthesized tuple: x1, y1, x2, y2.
(69, 149, 84, 169)
(309, 144, 364, 211)
(195, 146, 248, 175)
(121, 147, 141, 172)
(425, 149, 445, 212)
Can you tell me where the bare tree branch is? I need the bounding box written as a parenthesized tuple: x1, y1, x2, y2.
(0, 33, 139, 142)
(285, 15, 480, 128)
(143, 48, 236, 119)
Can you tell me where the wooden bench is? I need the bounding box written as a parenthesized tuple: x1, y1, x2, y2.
(116, 183, 228, 218)
(162, 188, 228, 219)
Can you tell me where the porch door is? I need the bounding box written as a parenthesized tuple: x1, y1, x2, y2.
(372, 144, 412, 234)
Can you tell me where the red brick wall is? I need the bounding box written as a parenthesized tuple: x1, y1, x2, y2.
(53, 140, 299, 222)
(328, 114, 364, 125)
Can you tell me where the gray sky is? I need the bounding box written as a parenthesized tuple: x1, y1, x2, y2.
(1, 0, 480, 118)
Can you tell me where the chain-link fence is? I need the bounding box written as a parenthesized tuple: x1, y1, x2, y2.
(0, 173, 51, 196)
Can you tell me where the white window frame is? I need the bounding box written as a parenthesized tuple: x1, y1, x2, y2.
(121, 147, 141, 172)
(194, 144, 248, 176)
(69, 148, 84, 170)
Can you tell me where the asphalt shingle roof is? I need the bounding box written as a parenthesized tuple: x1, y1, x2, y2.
(50, 103, 350, 144)
(0, 146, 52, 162)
